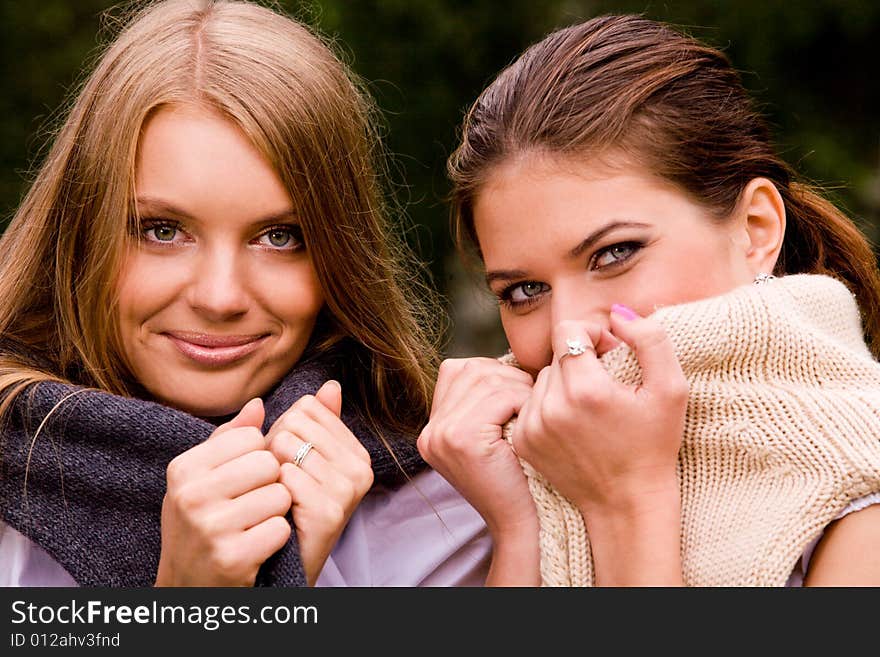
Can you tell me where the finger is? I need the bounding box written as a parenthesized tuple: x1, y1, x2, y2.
(272, 411, 366, 469)
(314, 380, 342, 417)
(510, 366, 550, 456)
(533, 364, 552, 399)
(279, 461, 321, 503)
(595, 327, 622, 355)
(523, 364, 552, 422)
(271, 416, 339, 464)
(434, 357, 533, 410)
(272, 398, 365, 458)
(279, 461, 340, 522)
(279, 461, 357, 525)
(207, 449, 283, 499)
(438, 360, 534, 414)
(270, 430, 335, 485)
(309, 381, 370, 465)
(264, 388, 336, 439)
(551, 320, 601, 365)
(239, 515, 292, 564)
(212, 398, 265, 437)
(551, 320, 609, 392)
(218, 482, 292, 531)
(432, 358, 476, 412)
(609, 304, 683, 390)
(444, 379, 534, 431)
(166, 426, 266, 484)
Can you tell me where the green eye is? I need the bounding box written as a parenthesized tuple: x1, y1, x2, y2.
(267, 230, 291, 247)
(521, 282, 544, 297)
(593, 241, 642, 269)
(256, 225, 303, 250)
(504, 281, 550, 306)
(152, 225, 177, 241)
(141, 222, 179, 243)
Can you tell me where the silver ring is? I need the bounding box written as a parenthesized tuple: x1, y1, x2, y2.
(293, 441, 314, 468)
(559, 338, 596, 363)
(566, 337, 588, 356)
(559, 337, 594, 363)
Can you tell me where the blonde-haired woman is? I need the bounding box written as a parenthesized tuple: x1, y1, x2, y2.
(0, 0, 489, 587)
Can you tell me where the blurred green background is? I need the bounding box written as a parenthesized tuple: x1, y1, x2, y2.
(2, 0, 878, 356)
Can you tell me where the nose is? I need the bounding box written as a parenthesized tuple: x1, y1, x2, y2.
(549, 278, 609, 333)
(186, 246, 251, 321)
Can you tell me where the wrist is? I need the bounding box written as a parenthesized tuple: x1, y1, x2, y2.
(580, 485, 684, 587)
(575, 468, 680, 517)
(485, 498, 540, 544)
(488, 511, 539, 544)
(487, 525, 541, 587)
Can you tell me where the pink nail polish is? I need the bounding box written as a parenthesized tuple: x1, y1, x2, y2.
(611, 303, 639, 321)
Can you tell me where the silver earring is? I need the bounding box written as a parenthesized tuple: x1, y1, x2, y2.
(754, 272, 775, 285)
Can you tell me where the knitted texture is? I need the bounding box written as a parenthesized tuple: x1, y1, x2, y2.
(0, 345, 425, 587)
(501, 274, 880, 586)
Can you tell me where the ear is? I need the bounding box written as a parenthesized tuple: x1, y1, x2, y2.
(731, 177, 786, 275)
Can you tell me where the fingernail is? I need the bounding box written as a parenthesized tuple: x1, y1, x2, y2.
(611, 303, 639, 321)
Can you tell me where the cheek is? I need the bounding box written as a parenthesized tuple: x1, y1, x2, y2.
(607, 278, 671, 318)
(502, 313, 550, 375)
(636, 248, 744, 313)
(261, 263, 325, 328)
(116, 253, 182, 325)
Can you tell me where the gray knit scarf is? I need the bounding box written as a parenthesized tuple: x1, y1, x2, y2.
(0, 345, 426, 587)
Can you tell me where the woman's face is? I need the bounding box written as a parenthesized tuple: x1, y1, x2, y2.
(473, 154, 756, 375)
(117, 105, 324, 417)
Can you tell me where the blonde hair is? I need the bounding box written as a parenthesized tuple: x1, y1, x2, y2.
(0, 0, 440, 436)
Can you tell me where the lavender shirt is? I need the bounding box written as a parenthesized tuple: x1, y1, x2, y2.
(0, 469, 491, 587)
(3, 474, 877, 587)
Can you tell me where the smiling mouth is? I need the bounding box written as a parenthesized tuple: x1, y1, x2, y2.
(163, 331, 270, 367)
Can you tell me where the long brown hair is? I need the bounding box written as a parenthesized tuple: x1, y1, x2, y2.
(448, 14, 880, 357)
(0, 0, 441, 436)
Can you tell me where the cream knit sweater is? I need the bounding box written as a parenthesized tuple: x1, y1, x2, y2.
(502, 274, 880, 586)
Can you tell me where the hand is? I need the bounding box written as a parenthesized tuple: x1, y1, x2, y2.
(512, 308, 687, 513)
(418, 357, 537, 541)
(267, 380, 373, 586)
(511, 307, 687, 585)
(156, 399, 292, 586)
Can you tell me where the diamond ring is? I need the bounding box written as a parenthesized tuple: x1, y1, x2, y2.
(566, 338, 587, 355)
(559, 337, 594, 362)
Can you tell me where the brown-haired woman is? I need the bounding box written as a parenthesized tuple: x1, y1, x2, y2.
(418, 14, 880, 586)
(0, 0, 489, 587)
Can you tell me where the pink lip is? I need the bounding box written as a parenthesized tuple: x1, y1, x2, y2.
(164, 332, 269, 367)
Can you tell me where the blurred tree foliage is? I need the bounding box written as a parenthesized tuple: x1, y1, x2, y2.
(305, 0, 880, 267)
(1, 0, 878, 352)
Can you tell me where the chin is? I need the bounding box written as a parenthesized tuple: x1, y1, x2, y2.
(153, 389, 248, 420)
(146, 369, 272, 419)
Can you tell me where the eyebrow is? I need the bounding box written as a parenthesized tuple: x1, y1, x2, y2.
(484, 220, 651, 286)
(568, 221, 651, 259)
(135, 197, 298, 225)
(485, 268, 529, 287)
